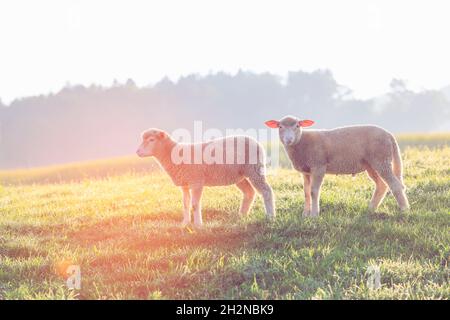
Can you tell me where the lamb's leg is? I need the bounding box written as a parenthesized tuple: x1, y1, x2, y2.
(310, 168, 325, 217)
(371, 161, 409, 211)
(236, 178, 256, 216)
(247, 174, 275, 219)
(190, 185, 204, 226)
(302, 173, 312, 217)
(181, 186, 191, 226)
(366, 166, 388, 212)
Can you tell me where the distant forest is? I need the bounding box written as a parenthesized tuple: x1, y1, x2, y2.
(1, 69, 449, 169)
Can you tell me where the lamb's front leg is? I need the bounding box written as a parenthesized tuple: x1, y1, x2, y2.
(310, 168, 325, 217)
(181, 186, 191, 226)
(302, 173, 312, 217)
(191, 185, 204, 227)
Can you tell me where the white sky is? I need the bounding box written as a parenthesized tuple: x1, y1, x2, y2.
(0, 0, 449, 104)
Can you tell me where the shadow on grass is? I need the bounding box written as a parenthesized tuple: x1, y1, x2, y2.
(1, 182, 448, 299)
(67, 209, 258, 248)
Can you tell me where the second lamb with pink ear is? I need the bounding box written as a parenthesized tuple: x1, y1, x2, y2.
(265, 115, 409, 217)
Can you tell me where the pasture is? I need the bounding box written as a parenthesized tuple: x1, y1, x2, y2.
(0, 134, 449, 299)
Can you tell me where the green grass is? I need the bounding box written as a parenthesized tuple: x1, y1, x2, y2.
(397, 132, 450, 148)
(2, 132, 449, 186)
(0, 134, 449, 299)
(0, 155, 158, 186)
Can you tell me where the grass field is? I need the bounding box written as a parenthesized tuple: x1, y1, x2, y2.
(0, 134, 449, 299)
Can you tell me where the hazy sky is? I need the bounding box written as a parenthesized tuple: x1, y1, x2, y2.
(1, 0, 449, 103)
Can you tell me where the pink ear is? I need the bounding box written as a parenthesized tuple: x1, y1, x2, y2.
(158, 131, 167, 139)
(299, 120, 315, 127)
(265, 120, 280, 128)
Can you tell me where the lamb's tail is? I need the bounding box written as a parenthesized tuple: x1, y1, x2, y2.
(391, 135, 405, 188)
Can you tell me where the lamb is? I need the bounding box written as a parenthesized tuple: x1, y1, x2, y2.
(265, 115, 409, 217)
(136, 129, 275, 226)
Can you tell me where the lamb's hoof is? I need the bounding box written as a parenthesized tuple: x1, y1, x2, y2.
(310, 212, 320, 218)
(180, 220, 191, 228)
(400, 206, 410, 213)
(193, 222, 203, 229)
(302, 211, 311, 218)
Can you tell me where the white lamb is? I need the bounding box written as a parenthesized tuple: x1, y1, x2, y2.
(265, 115, 409, 216)
(136, 129, 275, 226)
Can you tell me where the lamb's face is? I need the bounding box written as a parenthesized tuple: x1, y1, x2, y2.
(136, 129, 168, 157)
(265, 116, 315, 146)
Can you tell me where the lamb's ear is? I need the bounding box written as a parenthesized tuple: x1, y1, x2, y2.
(299, 120, 315, 127)
(157, 131, 167, 139)
(265, 120, 280, 128)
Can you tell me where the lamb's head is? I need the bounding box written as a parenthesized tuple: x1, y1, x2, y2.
(265, 115, 314, 146)
(136, 128, 172, 157)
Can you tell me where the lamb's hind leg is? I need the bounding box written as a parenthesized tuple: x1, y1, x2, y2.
(181, 186, 191, 226)
(236, 178, 256, 215)
(310, 168, 325, 217)
(366, 166, 388, 212)
(247, 171, 275, 219)
(371, 161, 409, 211)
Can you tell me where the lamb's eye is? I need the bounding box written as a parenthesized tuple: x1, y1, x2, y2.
(148, 138, 155, 142)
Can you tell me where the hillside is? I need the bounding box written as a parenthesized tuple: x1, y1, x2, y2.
(0, 137, 448, 299)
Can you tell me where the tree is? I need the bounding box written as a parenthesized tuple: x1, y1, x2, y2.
(390, 78, 409, 93)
